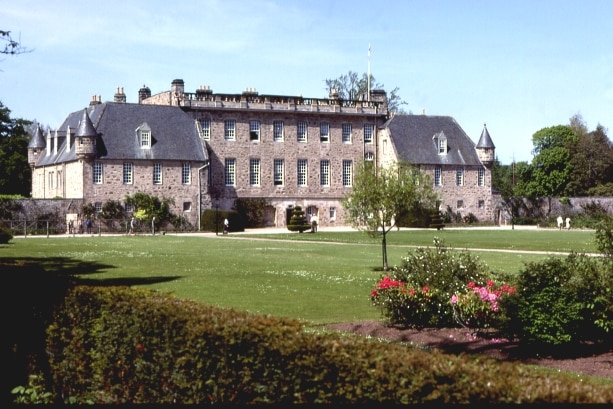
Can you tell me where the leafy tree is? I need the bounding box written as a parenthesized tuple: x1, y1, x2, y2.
(0, 101, 31, 196)
(566, 124, 613, 196)
(513, 125, 575, 214)
(324, 70, 407, 114)
(124, 192, 176, 227)
(342, 161, 438, 271)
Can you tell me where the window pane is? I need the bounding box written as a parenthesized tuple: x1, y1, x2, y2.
(434, 167, 442, 186)
(250, 158, 260, 186)
(199, 118, 210, 139)
(153, 163, 162, 184)
(273, 121, 284, 141)
(123, 163, 133, 184)
(320, 123, 330, 142)
(297, 121, 308, 142)
(364, 124, 374, 144)
(274, 159, 284, 185)
(250, 120, 260, 141)
(342, 160, 352, 187)
(342, 124, 352, 143)
(320, 160, 330, 186)
(225, 158, 236, 186)
(224, 120, 236, 140)
(93, 162, 103, 184)
(297, 159, 308, 186)
(182, 163, 191, 184)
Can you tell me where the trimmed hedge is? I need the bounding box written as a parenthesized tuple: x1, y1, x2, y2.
(44, 286, 613, 404)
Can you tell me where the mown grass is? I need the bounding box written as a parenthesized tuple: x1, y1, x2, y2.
(1, 229, 598, 325)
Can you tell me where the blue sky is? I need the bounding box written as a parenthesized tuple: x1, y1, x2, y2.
(2, 0, 612, 164)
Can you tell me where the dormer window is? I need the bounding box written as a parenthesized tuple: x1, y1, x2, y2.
(434, 131, 447, 155)
(137, 123, 152, 149)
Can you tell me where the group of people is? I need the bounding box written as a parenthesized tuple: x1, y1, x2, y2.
(556, 215, 571, 230)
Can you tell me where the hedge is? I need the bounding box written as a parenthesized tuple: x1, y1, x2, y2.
(41, 286, 613, 404)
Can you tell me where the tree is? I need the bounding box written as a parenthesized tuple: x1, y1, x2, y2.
(514, 125, 575, 214)
(342, 161, 438, 271)
(566, 123, 613, 196)
(1, 30, 30, 55)
(0, 101, 31, 196)
(324, 70, 407, 114)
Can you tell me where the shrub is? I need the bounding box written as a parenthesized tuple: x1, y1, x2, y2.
(451, 280, 516, 330)
(287, 205, 310, 233)
(0, 227, 13, 244)
(372, 238, 491, 327)
(498, 254, 613, 346)
(595, 216, 613, 258)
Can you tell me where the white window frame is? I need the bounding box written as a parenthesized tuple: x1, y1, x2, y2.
(320, 122, 330, 143)
(250, 158, 260, 186)
(93, 162, 103, 184)
(456, 168, 464, 186)
(434, 167, 442, 186)
(153, 163, 162, 185)
(297, 159, 308, 187)
(224, 119, 236, 140)
(199, 118, 210, 140)
(225, 158, 236, 186)
(342, 123, 352, 143)
(274, 159, 284, 186)
(297, 121, 308, 142)
(342, 160, 352, 187)
(320, 160, 330, 186)
(478, 168, 485, 187)
(140, 130, 151, 148)
(364, 124, 374, 144)
(273, 121, 284, 141)
(250, 120, 260, 141)
(182, 163, 191, 185)
(123, 163, 133, 185)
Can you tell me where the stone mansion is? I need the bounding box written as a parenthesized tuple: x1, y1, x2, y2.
(28, 78, 497, 229)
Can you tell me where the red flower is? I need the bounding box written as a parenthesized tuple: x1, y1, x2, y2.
(371, 289, 379, 298)
(422, 286, 429, 293)
(467, 281, 475, 289)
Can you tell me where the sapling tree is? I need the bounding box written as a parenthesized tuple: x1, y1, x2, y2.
(342, 161, 438, 270)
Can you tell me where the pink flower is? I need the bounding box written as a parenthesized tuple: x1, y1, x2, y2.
(451, 294, 458, 304)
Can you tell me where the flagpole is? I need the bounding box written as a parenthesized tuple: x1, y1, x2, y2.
(367, 44, 371, 101)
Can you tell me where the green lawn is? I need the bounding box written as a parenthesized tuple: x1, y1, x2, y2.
(1, 229, 599, 324)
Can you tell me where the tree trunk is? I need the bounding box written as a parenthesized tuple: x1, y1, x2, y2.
(382, 229, 388, 271)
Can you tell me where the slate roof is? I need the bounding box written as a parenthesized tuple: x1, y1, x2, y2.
(33, 102, 208, 166)
(476, 124, 496, 149)
(383, 115, 484, 166)
(27, 125, 45, 149)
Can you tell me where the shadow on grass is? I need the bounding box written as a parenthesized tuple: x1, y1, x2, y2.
(1, 256, 182, 404)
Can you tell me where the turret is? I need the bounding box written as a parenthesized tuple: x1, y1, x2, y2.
(75, 108, 97, 160)
(138, 84, 151, 103)
(476, 123, 495, 167)
(27, 125, 46, 168)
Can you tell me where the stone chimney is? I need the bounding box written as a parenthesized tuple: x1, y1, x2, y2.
(138, 84, 151, 103)
(114, 87, 127, 103)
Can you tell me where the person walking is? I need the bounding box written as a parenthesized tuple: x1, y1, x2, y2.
(129, 216, 135, 235)
(565, 217, 571, 230)
(223, 218, 229, 235)
(557, 215, 563, 230)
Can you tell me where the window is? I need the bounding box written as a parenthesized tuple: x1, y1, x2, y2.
(48, 171, 54, 189)
(199, 118, 210, 140)
(297, 159, 308, 186)
(342, 160, 352, 187)
(125, 203, 133, 213)
(94, 202, 102, 213)
(364, 124, 374, 144)
(250, 158, 260, 186)
(57, 170, 62, 190)
(153, 163, 162, 184)
(249, 120, 260, 141)
(224, 119, 236, 140)
(330, 207, 336, 221)
(364, 152, 374, 161)
(273, 121, 284, 141)
(478, 168, 485, 187)
(93, 162, 103, 184)
(438, 139, 446, 154)
(478, 200, 485, 209)
(274, 159, 284, 186)
(320, 160, 330, 186)
(225, 158, 236, 186)
(297, 121, 308, 142)
(140, 130, 151, 148)
(456, 168, 464, 186)
(123, 163, 133, 184)
(183, 202, 192, 212)
(182, 163, 191, 185)
(342, 123, 352, 143)
(434, 167, 442, 186)
(457, 200, 464, 209)
(320, 123, 330, 142)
